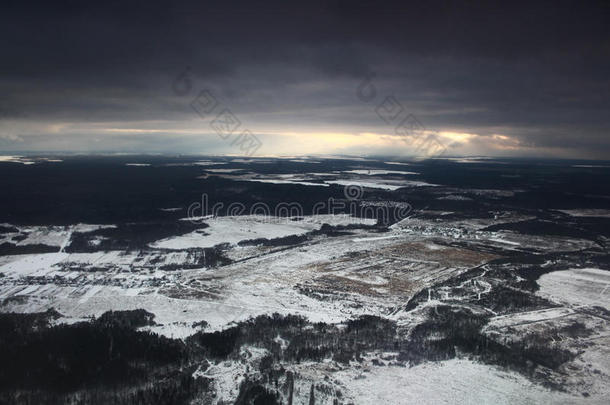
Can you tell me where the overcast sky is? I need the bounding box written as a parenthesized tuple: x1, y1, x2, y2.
(1, 1, 609, 158)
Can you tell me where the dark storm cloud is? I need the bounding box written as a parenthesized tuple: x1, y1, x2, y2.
(0, 0, 609, 157)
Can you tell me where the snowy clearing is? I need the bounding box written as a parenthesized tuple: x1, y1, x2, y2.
(556, 209, 610, 218)
(326, 179, 437, 190)
(538, 268, 610, 309)
(331, 359, 584, 404)
(342, 169, 419, 175)
(151, 214, 375, 249)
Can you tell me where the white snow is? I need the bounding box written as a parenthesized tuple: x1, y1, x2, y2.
(488, 237, 521, 246)
(204, 168, 245, 173)
(246, 179, 329, 187)
(332, 359, 585, 404)
(0, 155, 22, 162)
(230, 159, 273, 164)
(0, 224, 115, 248)
(352, 235, 402, 242)
(556, 209, 610, 218)
(384, 161, 412, 166)
(326, 179, 438, 190)
(0, 155, 34, 164)
(342, 169, 419, 175)
(487, 307, 576, 329)
(193, 346, 269, 403)
(0, 253, 69, 276)
(538, 268, 610, 309)
(151, 214, 375, 249)
(194, 160, 227, 166)
(289, 159, 320, 163)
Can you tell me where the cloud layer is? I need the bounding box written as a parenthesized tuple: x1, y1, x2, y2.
(1, 1, 609, 158)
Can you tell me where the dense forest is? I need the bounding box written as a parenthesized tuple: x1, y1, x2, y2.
(0, 300, 586, 405)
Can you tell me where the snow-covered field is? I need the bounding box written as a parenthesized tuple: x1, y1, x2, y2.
(1, 200, 608, 402)
(0, 214, 489, 339)
(342, 169, 419, 175)
(0, 155, 35, 165)
(151, 214, 374, 249)
(243, 178, 330, 187)
(538, 268, 610, 308)
(0, 224, 114, 248)
(556, 209, 610, 218)
(0, 211, 601, 343)
(204, 171, 439, 190)
(326, 179, 438, 190)
(330, 359, 583, 405)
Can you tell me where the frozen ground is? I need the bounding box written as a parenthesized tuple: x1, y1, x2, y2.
(556, 209, 610, 218)
(151, 214, 375, 249)
(0, 211, 602, 340)
(1, 205, 609, 402)
(204, 171, 439, 190)
(538, 268, 610, 308)
(0, 213, 495, 337)
(329, 359, 583, 404)
(0, 224, 114, 248)
(326, 179, 438, 190)
(342, 169, 419, 175)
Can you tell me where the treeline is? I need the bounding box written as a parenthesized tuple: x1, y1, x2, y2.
(0, 309, 202, 405)
(0, 306, 586, 404)
(0, 242, 58, 256)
